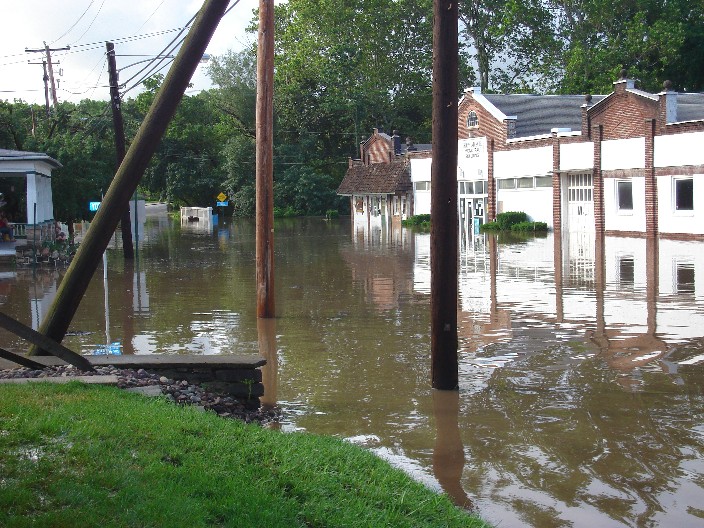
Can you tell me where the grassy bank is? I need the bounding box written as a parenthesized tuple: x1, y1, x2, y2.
(0, 383, 490, 527)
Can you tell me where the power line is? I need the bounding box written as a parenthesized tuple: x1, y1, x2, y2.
(51, 0, 95, 44)
(132, 0, 168, 35)
(70, 0, 108, 45)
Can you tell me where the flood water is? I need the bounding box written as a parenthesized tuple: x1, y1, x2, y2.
(1, 214, 704, 527)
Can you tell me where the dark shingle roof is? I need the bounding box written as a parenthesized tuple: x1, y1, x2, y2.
(676, 93, 704, 122)
(483, 94, 606, 138)
(0, 149, 62, 168)
(337, 160, 411, 195)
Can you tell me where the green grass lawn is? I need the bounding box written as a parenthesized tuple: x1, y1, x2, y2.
(0, 382, 490, 527)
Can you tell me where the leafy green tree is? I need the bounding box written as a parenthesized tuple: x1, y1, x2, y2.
(551, 0, 687, 93)
(273, 0, 443, 152)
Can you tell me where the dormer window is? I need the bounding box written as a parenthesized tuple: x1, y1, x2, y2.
(467, 110, 478, 128)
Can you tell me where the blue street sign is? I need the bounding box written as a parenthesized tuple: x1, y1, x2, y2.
(216, 201, 229, 207)
(89, 201, 101, 212)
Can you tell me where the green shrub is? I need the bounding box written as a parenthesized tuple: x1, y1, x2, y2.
(274, 205, 303, 218)
(511, 221, 548, 232)
(325, 209, 339, 219)
(495, 211, 528, 230)
(402, 214, 431, 228)
(479, 221, 500, 231)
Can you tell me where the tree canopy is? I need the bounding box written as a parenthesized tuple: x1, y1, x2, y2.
(0, 0, 701, 225)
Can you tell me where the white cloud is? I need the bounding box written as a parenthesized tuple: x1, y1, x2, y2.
(0, 0, 259, 105)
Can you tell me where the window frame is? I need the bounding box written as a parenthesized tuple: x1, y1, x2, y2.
(616, 180, 634, 214)
(673, 177, 694, 213)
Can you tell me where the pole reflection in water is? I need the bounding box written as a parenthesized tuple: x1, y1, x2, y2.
(258, 317, 278, 414)
(432, 389, 472, 510)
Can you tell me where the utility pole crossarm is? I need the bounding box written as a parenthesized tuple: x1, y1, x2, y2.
(25, 43, 70, 108)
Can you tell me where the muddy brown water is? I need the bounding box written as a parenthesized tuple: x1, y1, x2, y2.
(1, 215, 703, 527)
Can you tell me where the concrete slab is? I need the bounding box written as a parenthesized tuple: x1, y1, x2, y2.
(0, 375, 119, 385)
(0, 354, 265, 370)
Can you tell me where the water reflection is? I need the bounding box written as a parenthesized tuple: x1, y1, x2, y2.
(1, 217, 704, 527)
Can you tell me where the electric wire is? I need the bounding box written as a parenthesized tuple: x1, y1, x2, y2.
(132, 0, 168, 35)
(120, 0, 242, 97)
(70, 0, 108, 45)
(50, 0, 95, 44)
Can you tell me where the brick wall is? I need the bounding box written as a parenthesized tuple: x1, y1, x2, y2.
(589, 81, 659, 140)
(458, 93, 507, 144)
(363, 130, 393, 164)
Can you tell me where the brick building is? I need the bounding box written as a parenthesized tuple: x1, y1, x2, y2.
(449, 75, 704, 238)
(337, 128, 430, 230)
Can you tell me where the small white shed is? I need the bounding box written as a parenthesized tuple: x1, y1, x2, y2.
(0, 149, 60, 227)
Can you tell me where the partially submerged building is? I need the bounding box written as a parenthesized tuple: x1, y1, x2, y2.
(343, 75, 704, 239)
(337, 129, 430, 230)
(0, 149, 60, 238)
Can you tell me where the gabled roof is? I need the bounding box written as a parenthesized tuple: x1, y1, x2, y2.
(483, 94, 606, 138)
(337, 160, 411, 196)
(676, 93, 704, 122)
(0, 149, 62, 169)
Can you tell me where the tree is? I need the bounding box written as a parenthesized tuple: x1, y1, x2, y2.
(552, 0, 688, 94)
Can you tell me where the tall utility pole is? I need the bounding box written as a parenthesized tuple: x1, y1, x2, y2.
(256, 0, 275, 318)
(106, 41, 134, 260)
(29, 0, 230, 355)
(25, 43, 69, 108)
(430, 0, 459, 390)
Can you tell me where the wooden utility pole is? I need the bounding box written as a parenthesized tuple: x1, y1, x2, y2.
(29, 0, 230, 355)
(256, 0, 275, 318)
(106, 41, 135, 260)
(27, 60, 50, 116)
(430, 0, 459, 390)
(25, 43, 69, 108)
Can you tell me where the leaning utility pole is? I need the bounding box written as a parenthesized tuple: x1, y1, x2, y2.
(29, 0, 230, 355)
(25, 43, 69, 108)
(430, 0, 459, 390)
(106, 41, 134, 260)
(256, 0, 275, 318)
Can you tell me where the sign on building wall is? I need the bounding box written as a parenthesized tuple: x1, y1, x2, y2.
(458, 137, 488, 181)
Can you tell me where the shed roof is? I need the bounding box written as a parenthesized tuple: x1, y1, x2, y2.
(0, 149, 62, 169)
(337, 160, 411, 195)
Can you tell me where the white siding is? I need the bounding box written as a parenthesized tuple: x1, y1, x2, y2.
(494, 146, 552, 179)
(655, 131, 704, 168)
(497, 187, 553, 227)
(410, 157, 432, 215)
(657, 174, 704, 235)
(602, 137, 645, 171)
(604, 177, 646, 233)
(560, 142, 593, 171)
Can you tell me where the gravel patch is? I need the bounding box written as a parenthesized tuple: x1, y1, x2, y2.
(0, 364, 280, 426)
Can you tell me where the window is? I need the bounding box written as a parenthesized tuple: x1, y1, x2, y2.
(498, 179, 515, 190)
(618, 257, 635, 287)
(535, 176, 552, 188)
(517, 177, 534, 189)
(675, 261, 695, 294)
(467, 111, 478, 128)
(475, 180, 485, 194)
(414, 181, 430, 191)
(675, 178, 694, 211)
(617, 181, 633, 211)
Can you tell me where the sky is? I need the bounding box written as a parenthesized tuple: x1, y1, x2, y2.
(0, 0, 260, 105)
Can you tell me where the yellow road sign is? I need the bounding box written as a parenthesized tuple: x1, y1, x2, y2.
(216, 192, 227, 202)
